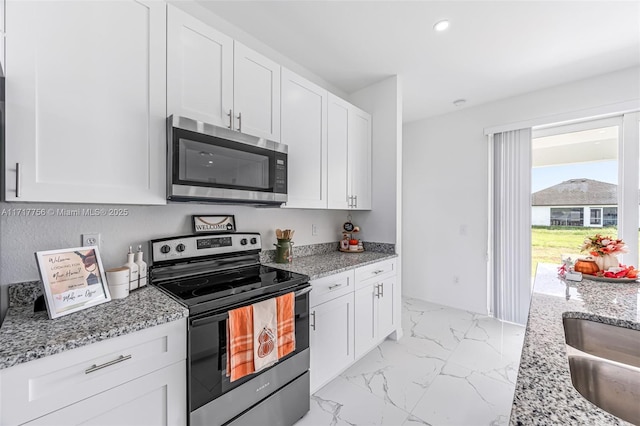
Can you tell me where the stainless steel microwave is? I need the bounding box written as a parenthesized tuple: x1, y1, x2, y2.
(167, 116, 287, 205)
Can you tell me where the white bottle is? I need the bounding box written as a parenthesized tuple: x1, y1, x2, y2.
(124, 246, 140, 291)
(135, 245, 148, 288)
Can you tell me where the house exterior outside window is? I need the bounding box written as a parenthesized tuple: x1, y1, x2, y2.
(532, 178, 622, 227)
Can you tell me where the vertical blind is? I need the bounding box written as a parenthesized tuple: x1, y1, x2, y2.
(491, 128, 532, 325)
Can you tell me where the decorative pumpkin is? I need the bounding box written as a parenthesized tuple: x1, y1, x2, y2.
(574, 257, 599, 275)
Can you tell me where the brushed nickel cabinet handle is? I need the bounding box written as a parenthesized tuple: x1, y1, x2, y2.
(354, 195, 358, 208)
(372, 269, 384, 275)
(379, 282, 384, 297)
(15, 163, 21, 197)
(236, 112, 242, 132)
(328, 283, 343, 290)
(85, 354, 131, 374)
(310, 311, 316, 331)
(227, 109, 233, 129)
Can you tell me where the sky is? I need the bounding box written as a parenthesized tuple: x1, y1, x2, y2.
(532, 160, 618, 193)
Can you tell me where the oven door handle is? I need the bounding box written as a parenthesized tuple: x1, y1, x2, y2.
(191, 312, 229, 328)
(294, 285, 312, 297)
(190, 284, 311, 328)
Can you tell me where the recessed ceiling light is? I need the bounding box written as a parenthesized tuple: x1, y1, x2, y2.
(453, 99, 466, 107)
(433, 20, 450, 32)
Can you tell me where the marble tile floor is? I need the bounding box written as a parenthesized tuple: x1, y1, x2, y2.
(295, 298, 525, 426)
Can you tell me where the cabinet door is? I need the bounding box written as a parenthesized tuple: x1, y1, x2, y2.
(354, 284, 378, 359)
(281, 69, 328, 209)
(4, 0, 166, 204)
(349, 106, 372, 210)
(233, 42, 281, 141)
(310, 293, 354, 393)
(167, 5, 233, 127)
(327, 94, 350, 209)
(377, 277, 396, 339)
(25, 361, 187, 426)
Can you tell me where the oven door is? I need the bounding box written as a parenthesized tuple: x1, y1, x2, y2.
(188, 284, 310, 423)
(167, 115, 287, 204)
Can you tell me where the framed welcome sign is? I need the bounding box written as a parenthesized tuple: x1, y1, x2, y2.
(35, 246, 111, 319)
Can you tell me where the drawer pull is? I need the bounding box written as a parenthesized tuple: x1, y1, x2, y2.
(372, 269, 385, 275)
(328, 283, 343, 290)
(85, 354, 132, 374)
(310, 311, 316, 331)
(379, 282, 384, 297)
(15, 163, 21, 198)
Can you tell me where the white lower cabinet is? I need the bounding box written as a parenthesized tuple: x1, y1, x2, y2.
(24, 360, 186, 426)
(354, 276, 396, 358)
(309, 292, 355, 393)
(0, 319, 187, 426)
(308, 259, 397, 393)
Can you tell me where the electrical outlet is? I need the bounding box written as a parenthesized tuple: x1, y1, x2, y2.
(453, 275, 460, 285)
(82, 233, 101, 249)
(311, 224, 318, 236)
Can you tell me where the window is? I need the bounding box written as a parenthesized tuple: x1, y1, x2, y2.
(550, 208, 583, 226)
(589, 208, 603, 226)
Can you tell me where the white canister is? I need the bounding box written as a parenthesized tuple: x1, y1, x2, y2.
(106, 267, 130, 299)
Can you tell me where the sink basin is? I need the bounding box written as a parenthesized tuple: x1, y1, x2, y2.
(563, 318, 640, 368)
(563, 318, 640, 425)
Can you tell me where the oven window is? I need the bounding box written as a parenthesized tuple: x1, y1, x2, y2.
(179, 138, 270, 189)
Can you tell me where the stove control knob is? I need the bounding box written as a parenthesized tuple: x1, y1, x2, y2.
(160, 245, 171, 254)
(176, 243, 186, 253)
(250, 237, 257, 245)
(240, 238, 248, 245)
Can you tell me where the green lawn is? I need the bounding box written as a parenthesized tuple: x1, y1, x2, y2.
(531, 226, 619, 275)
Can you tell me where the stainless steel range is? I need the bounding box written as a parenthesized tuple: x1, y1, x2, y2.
(150, 233, 311, 426)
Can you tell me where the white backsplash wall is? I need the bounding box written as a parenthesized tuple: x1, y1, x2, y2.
(0, 201, 347, 284)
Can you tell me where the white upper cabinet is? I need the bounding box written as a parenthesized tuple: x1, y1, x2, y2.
(233, 42, 281, 141)
(167, 7, 280, 142)
(4, 0, 167, 204)
(281, 69, 328, 209)
(167, 5, 233, 128)
(327, 94, 350, 209)
(327, 94, 372, 210)
(349, 106, 372, 210)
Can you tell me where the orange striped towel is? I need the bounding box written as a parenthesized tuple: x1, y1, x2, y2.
(226, 292, 296, 382)
(226, 304, 254, 382)
(276, 292, 295, 358)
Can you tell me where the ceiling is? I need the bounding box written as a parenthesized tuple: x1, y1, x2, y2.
(198, 1, 640, 123)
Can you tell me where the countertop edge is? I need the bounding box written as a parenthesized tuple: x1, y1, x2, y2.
(263, 252, 398, 281)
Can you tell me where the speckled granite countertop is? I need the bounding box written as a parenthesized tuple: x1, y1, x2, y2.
(510, 263, 640, 425)
(263, 251, 397, 281)
(0, 284, 188, 370)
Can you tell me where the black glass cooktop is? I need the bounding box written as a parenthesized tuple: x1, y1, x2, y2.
(154, 265, 309, 315)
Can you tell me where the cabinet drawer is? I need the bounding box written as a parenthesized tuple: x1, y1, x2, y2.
(0, 319, 186, 426)
(310, 270, 354, 307)
(355, 259, 396, 289)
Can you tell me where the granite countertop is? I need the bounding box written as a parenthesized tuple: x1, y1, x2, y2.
(0, 284, 188, 370)
(263, 251, 397, 281)
(510, 263, 640, 425)
(0, 245, 396, 371)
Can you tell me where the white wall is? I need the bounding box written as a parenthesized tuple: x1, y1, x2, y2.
(350, 76, 402, 246)
(403, 67, 640, 315)
(531, 206, 550, 226)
